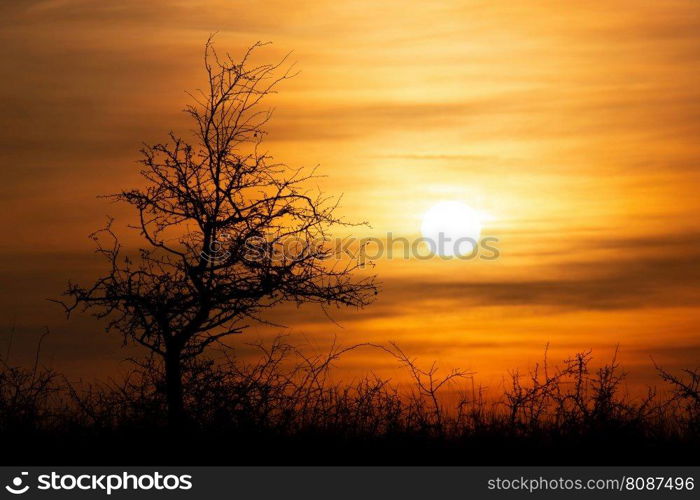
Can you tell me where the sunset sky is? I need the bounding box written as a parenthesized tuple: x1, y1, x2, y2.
(2, 0, 700, 390)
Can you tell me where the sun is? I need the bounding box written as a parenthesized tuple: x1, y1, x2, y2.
(421, 201, 483, 257)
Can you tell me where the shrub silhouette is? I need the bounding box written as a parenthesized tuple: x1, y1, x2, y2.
(1, 336, 698, 464)
(0, 329, 61, 435)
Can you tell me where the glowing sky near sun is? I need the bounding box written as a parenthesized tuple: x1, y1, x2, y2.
(1, 0, 700, 388)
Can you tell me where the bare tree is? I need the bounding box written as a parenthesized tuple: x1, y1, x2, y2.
(58, 38, 377, 426)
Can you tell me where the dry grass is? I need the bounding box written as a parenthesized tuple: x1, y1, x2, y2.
(1, 336, 698, 464)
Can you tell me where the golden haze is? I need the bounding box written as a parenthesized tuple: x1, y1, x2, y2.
(1, 1, 700, 389)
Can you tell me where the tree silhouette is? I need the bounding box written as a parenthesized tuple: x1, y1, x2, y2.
(59, 38, 377, 426)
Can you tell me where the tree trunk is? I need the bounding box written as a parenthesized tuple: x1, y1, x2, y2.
(164, 348, 185, 428)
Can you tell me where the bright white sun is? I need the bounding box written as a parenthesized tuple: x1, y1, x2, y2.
(421, 201, 483, 257)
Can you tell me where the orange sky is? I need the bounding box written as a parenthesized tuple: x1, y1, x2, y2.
(1, 0, 700, 391)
